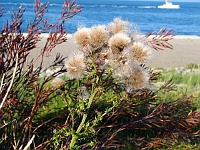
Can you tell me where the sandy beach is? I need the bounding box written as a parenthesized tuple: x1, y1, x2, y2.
(147, 35, 200, 68)
(29, 34, 200, 68)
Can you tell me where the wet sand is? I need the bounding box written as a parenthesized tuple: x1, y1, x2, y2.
(29, 34, 200, 68)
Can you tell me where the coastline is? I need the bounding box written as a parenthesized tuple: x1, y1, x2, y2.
(28, 33, 200, 39)
(173, 35, 200, 39)
(29, 34, 200, 68)
(23, 33, 200, 39)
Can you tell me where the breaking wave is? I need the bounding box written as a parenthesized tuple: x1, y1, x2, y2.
(135, 6, 157, 9)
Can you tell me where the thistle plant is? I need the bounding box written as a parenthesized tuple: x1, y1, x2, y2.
(59, 18, 199, 149)
(73, 18, 152, 92)
(0, 1, 199, 149)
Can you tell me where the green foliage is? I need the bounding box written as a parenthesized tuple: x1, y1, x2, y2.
(168, 143, 200, 150)
(158, 68, 200, 86)
(186, 63, 200, 70)
(156, 67, 200, 110)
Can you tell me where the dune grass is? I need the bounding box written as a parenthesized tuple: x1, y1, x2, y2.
(155, 64, 200, 110)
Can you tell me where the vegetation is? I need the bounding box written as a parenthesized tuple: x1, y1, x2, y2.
(155, 66, 200, 110)
(0, 0, 199, 149)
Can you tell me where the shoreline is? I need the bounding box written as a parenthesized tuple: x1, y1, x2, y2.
(23, 33, 200, 39)
(28, 34, 200, 68)
(172, 35, 200, 39)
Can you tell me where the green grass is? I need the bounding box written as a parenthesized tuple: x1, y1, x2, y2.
(155, 65, 200, 110)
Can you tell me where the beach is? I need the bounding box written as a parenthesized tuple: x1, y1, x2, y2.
(29, 34, 200, 68)
(147, 35, 200, 68)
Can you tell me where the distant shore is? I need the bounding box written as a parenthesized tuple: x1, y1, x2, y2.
(29, 34, 200, 68)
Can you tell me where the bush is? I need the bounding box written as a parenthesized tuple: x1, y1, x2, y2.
(0, 0, 199, 149)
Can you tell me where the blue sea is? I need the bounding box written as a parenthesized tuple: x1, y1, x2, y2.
(0, 0, 200, 35)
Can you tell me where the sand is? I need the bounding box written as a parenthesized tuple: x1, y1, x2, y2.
(147, 35, 200, 68)
(29, 34, 200, 68)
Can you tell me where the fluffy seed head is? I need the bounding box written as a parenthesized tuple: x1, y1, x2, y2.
(73, 27, 91, 48)
(52, 78, 65, 89)
(108, 18, 130, 34)
(128, 64, 149, 90)
(125, 42, 152, 64)
(115, 61, 149, 91)
(89, 25, 109, 48)
(108, 33, 131, 54)
(65, 53, 86, 79)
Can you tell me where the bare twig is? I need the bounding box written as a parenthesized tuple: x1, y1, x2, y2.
(0, 119, 17, 129)
(0, 53, 18, 110)
(22, 135, 35, 150)
(0, 73, 5, 93)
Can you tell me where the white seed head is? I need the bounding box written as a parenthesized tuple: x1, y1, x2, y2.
(89, 25, 109, 48)
(124, 42, 152, 64)
(73, 27, 91, 48)
(114, 61, 149, 91)
(108, 33, 131, 54)
(65, 53, 86, 79)
(108, 18, 130, 34)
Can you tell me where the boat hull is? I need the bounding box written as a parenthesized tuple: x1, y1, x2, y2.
(158, 2, 180, 9)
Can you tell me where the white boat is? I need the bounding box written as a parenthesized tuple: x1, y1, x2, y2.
(158, 0, 180, 9)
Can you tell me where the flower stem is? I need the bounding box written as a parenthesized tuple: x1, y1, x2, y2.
(69, 88, 100, 149)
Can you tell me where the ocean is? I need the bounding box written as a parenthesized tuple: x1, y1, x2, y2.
(0, 0, 200, 35)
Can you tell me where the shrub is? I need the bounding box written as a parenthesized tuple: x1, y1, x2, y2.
(0, 0, 82, 149)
